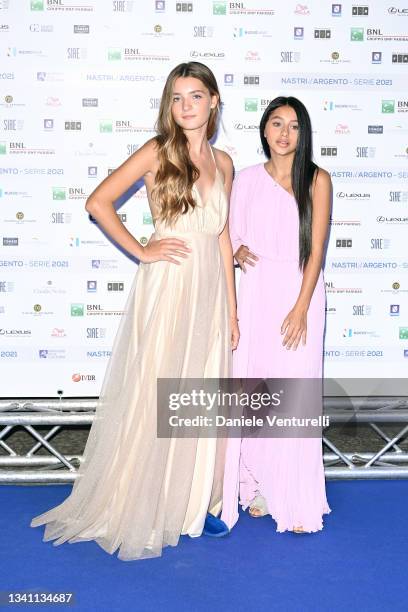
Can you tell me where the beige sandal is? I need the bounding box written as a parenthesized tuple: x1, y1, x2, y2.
(248, 495, 268, 518)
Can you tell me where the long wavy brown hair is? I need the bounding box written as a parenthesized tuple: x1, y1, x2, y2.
(152, 62, 221, 224)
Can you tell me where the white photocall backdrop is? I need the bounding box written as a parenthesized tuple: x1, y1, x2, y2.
(0, 0, 407, 397)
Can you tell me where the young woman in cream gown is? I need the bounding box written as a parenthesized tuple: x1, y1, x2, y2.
(31, 62, 239, 561)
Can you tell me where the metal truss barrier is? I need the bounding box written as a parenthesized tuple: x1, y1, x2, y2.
(0, 397, 408, 483)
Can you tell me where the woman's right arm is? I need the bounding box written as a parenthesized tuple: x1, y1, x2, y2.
(85, 138, 190, 264)
(229, 171, 258, 273)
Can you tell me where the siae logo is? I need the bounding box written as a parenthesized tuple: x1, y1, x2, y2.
(356, 146, 375, 158)
(280, 51, 300, 62)
(193, 25, 214, 37)
(352, 305, 372, 316)
(112, 1, 134, 10)
(51, 212, 72, 224)
(67, 48, 87, 60)
(389, 191, 408, 202)
(149, 97, 161, 109)
(370, 238, 391, 249)
(86, 327, 106, 339)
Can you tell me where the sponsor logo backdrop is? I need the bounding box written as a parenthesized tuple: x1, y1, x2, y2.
(0, 0, 407, 396)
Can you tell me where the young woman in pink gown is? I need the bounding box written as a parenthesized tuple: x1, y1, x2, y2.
(221, 96, 331, 534)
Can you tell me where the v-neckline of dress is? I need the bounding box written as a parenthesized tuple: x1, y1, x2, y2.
(193, 147, 219, 207)
(262, 163, 295, 199)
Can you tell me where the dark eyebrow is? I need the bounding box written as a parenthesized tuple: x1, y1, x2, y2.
(270, 115, 298, 122)
(172, 89, 206, 95)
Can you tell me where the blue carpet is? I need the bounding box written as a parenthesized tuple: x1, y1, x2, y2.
(0, 482, 407, 611)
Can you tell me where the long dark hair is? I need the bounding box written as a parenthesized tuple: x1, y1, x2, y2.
(260, 96, 317, 270)
(152, 62, 221, 224)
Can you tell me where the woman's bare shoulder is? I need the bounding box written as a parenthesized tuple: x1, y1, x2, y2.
(313, 166, 332, 190)
(213, 146, 233, 171)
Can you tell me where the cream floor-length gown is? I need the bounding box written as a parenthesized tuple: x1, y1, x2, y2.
(31, 152, 231, 560)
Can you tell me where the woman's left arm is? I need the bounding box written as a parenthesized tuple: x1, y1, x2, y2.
(281, 168, 332, 350)
(217, 150, 240, 351)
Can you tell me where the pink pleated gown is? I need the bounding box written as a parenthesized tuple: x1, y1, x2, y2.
(221, 163, 331, 533)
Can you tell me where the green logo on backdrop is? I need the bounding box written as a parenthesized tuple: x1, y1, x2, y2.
(0, 142, 6, 155)
(213, 1, 227, 15)
(399, 327, 408, 340)
(350, 28, 364, 41)
(52, 187, 66, 200)
(382, 100, 395, 114)
(143, 212, 153, 225)
(245, 99, 258, 112)
(99, 121, 113, 133)
(31, 0, 44, 10)
(71, 304, 84, 317)
(108, 48, 122, 61)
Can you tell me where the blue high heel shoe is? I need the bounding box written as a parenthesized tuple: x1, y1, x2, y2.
(203, 513, 230, 537)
